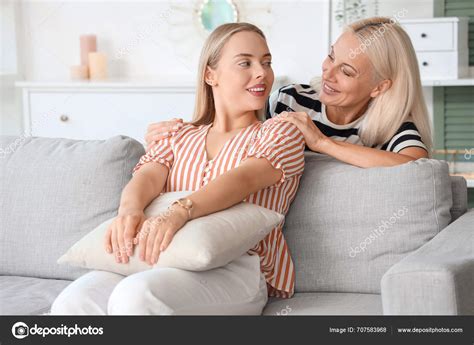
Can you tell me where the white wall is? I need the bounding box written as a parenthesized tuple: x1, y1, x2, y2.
(0, 1, 21, 136)
(1, 0, 437, 136)
(0, 1, 18, 74)
(18, 0, 330, 83)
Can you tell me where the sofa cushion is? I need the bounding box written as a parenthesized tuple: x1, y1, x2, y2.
(450, 176, 468, 222)
(284, 153, 453, 294)
(262, 292, 382, 315)
(0, 135, 145, 280)
(58, 191, 283, 274)
(0, 276, 72, 315)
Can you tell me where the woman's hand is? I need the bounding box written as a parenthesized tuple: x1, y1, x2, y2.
(104, 209, 146, 264)
(135, 204, 189, 265)
(145, 118, 184, 151)
(276, 111, 329, 153)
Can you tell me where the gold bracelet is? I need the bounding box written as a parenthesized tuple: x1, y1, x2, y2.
(171, 198, 193, 220)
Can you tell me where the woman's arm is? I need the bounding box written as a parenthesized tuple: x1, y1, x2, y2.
(136, 157, 283, 265)
(317, 138, 428, 168)
(137, 119, 305, 265)
(118, 162, 169, 212)
(104, 162, 169, 263)
(278, 111, 428, 168)
(187, 157, 282, 219)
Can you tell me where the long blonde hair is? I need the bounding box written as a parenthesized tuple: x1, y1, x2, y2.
(316, 17, 433, 155)
(192, 23, 267, 126)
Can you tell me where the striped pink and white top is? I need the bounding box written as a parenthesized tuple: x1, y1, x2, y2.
(132, 117, 305, 298)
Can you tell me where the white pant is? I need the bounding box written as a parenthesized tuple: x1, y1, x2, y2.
(50, 254, 268, 315)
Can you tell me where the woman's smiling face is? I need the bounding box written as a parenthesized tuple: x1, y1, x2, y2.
(206, 31, 274, 114)
(319, 31, 381, 109)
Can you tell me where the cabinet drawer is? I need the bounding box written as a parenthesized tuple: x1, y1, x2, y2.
(416, 52, 460, 79)
(402, 22, 454, 51)
(29, 92, 195, 141)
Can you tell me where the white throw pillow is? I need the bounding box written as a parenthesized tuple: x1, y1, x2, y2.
(58, 191, 283, 275)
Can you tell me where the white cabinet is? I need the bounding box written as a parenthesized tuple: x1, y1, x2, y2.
(402, 21, 455, 51)
(26, 90, 195, 142)
(16, 80, 198, 143)
(400, 17, 469, 80)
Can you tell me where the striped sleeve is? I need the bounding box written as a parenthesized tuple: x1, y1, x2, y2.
(266, 83, 322, 120)
(132, 136, 174, 176)
(382, 122, 428, 153)
(266, 87, 280, 120)
(245, 118, 305, 188)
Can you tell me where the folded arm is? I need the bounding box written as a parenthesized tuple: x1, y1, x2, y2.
(128, 157, 283, 265)
(119, 120, 304, 265)
(118, 162, 169, 214)
(113, 157, 282, 258)
(187, 157, 282, 219)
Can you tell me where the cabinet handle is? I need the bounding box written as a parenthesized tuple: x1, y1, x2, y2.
(421, 33, 427, 38)
(60, 114, 69, 122)
(422, 61, 429, 67)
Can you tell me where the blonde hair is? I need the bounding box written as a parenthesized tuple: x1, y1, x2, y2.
(314, 17, 433, 155)
(192, 23, 267, 126)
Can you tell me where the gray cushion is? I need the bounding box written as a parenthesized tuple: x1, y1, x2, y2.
(0, 135, 145, 280)
(450, 176, 468, 222)
(0, 276, 72, 315)
(262, 292, 382, 315)
(284, 153, 453, 294)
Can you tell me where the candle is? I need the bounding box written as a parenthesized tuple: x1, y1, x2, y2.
(80, 34, 97, 66)
(88, 52, 107, 80)
(70, 65, 89, 80)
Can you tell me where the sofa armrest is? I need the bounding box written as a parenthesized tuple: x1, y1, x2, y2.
(381, 209, 474, 315)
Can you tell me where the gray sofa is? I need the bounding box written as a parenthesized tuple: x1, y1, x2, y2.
(0, 135, 472, 315)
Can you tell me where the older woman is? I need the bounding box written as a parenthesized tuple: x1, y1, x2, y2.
(146, 17, 432, 168)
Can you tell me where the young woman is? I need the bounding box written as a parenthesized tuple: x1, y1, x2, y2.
(50, 23, 305, 315)
(146, 17, 432, 168)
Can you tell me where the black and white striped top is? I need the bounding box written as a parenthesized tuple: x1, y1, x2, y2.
(266, 83, 428, 153)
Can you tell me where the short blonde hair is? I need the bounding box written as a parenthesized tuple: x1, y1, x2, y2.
(346, 17, 432, 155)
(192, 22, 267, 126)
